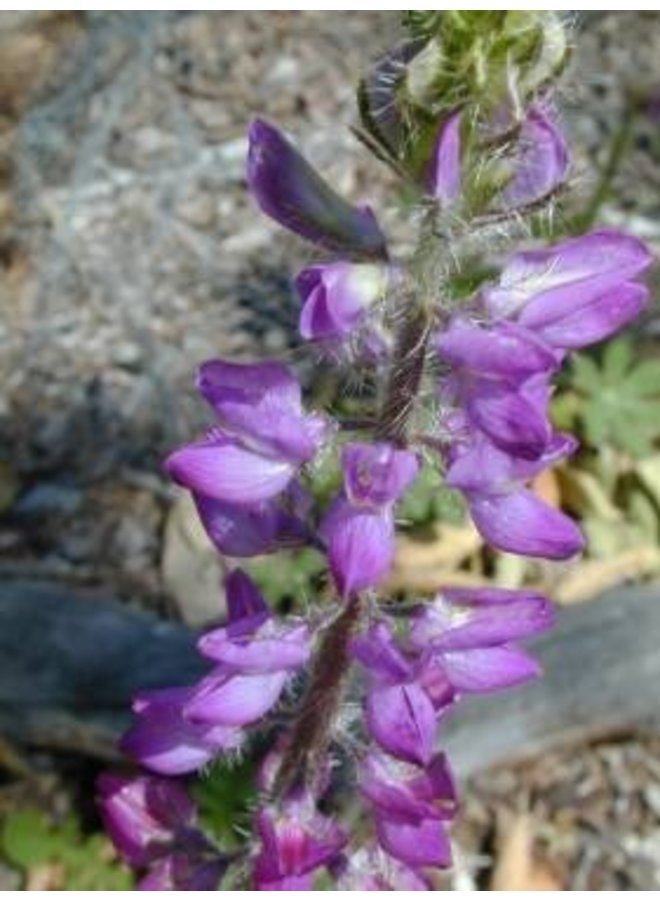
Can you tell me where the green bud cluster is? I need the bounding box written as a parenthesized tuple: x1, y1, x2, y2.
(358, 11, 570, 182)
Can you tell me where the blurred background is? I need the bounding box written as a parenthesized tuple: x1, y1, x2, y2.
(0, 11, 659, 890)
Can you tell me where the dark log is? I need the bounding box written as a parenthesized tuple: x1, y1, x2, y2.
(0, 580, 206, 759)
(1, 579, 659, 772)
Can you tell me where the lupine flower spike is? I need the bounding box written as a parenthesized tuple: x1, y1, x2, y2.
(100, 12, 652, 890)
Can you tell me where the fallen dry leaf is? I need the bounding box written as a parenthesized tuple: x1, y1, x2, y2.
(554, 544, 660, 604)
(490, 813, 563, 891)
(386, 522, 483, 593)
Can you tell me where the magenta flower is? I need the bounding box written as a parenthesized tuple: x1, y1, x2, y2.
(98, 775, 226, 889)
(296, 261, 390, 345)
(321, 442, 419, 596)
(165, 360, 329, 505)
(247, 118, 387, 259)
(253, 797, 347, 890)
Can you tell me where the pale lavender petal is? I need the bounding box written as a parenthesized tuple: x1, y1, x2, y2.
(198, 623, 310, 673)
(322, 497, 396, 596)
(530, 282, 648, 349)
(437, 318, 557, 381)
(297, 262, 387, 342)
(468, 487, 585, 559)
(442, 645, 541, 692)
(247, 118, 387, 258)
(165, 438, 295, 505)
(410, 588, 554, 650)
(367, 682, 436, 766)
(485, 230, 652, 319)
(429, 112, 462, 205)
(501, 106, 569, 208)
(184, 669, 288, 726)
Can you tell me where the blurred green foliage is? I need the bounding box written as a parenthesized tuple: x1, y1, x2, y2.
(1, 808, 133, 890)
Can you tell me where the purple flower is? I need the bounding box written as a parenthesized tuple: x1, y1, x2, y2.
(437, 319, 558, 460)
(428, 106, 568, 211)
(445, 427, 584, 559)
(500, 106, 569, 209)
(165, 360, 329, 506)
(193, 481, 312, 558)
(120, 686, 242, 775)
(360, 752, 456, 869)
(247, 118, 387, 259)
(352, 623, 437, 765)
(296, 261, 390, 344)
(321, 442, 419, 596)
(484, 230, 652, 328)
(184, 569, 310, 727)
(253, 797, 347, 890)
(410, 586, 555, 695)
(98, 775, 226, 889)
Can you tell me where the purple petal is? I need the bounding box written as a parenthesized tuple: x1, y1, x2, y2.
(198, 622, 310, 673)
(197, 359, 301, 416)
(121, 688, 241, 775)
(184, 669, 288, 726)
(297, 262, 387, 342)
(224, 568, 270, 631)
(342, 442, 420, 507)
(436, 318, 557, 381)
(468, 487, 585, 559)
(530, 281, 648, 350)
(351, 622, 413, 684)
(485, 230, 652, 320)
(412, 590, 555, 651)
(501, 106, 569, 208)
(97, 775, 195, 868)
(466, 380, 552, 460)
(194, 483, 311, 558)
(442, 645, 541, 692)
(360, 752, 457, 823)
(254, 805, 347, 887)
(367, 682, 436, 766)
(247, 118, 387, 259)
(322, 498, 396, 596)
(429, 112, 462, 205)
(165, 438, 295, 505)
(446, 430, 577, 495)
(376, 816, 452, 868)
